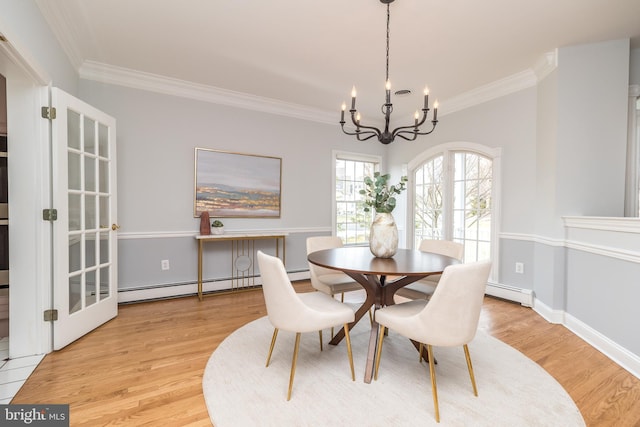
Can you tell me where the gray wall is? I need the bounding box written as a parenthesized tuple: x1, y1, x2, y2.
(78, 80, 386, 290)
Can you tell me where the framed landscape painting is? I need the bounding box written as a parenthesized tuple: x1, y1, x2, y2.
(194, 148, 282, 218)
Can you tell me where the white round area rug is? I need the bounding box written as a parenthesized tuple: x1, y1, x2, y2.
(203, 316, 585, 427)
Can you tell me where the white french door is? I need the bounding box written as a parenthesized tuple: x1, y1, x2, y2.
(51, 88, 118, 350)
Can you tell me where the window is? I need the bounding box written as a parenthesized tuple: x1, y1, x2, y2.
(411, 144, 499, 263)
(334, 153, 380, 245)
(625, 88, 640, 217)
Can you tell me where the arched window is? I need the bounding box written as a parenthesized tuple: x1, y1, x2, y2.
(410, 143, 501, 264)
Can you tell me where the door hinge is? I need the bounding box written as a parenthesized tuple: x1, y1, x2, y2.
(41, 106, 57, 120)
(43, 208, 58, 221)
(44, 309, 58, 322)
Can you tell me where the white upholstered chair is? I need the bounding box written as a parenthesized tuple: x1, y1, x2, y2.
(395, 239, 464, 301)
(257, 251, 356, 401)
(374, 260, 492, 422)
(306, 236, 363, 299)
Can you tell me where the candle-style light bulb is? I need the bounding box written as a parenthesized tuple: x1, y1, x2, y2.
(351, 86, 357, 109)
(414, 110, 420, 126)
(433, 100, 439, 121)
(423, 87, 429, 109)
(385, 80, 391, 103)
(341, 102, 346, 121)
(356, 112, 361, 125)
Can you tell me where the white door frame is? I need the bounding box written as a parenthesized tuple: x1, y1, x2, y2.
(0, 36, 53, 357)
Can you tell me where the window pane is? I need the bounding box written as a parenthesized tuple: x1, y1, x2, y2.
(68, 152, 81, 191)
(85, 155, 96, 192)
(86, 269, 96, 307)
(100, 266, 110, 299)
(85, 195, 97, 230)
(335, 156, 379, 245)
(98, 123, 109, 157)
(67, 110, 81, 150)
(84, 116, 96, 155)
(69, 274, 82, 314)
(69, 193, 81, 231)
(413, 155, 444, 247)
(414, 150, 493, 263)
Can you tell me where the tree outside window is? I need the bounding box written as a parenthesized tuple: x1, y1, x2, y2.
(414, 151, 492, 262)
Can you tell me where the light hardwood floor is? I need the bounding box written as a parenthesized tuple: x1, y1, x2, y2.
(12, 281, 640, 426)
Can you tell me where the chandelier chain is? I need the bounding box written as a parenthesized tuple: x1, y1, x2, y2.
(385, 3, 390, 83)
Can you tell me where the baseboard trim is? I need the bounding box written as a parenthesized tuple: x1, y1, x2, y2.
(564, 313, 640, 380)
(531, 298, 566, 324)
(531, 298, 640, 380)
(486, 281, 533, 307)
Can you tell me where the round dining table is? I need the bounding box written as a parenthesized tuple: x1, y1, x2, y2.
(307, 246, 460, 383)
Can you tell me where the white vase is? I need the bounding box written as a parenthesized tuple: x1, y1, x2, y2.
(212, 226, 224, 235)
(369, 212, 398, 258)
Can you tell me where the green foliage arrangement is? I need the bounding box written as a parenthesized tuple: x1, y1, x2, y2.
(211, 220, 224, 227)
(360, 172, 408, 214)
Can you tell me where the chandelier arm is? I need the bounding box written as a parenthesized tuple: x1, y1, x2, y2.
(340, 123, 379, 138)
(350, 121, 383, 137)
(391, 123, 423, 136)
(348, 111, 383, 137)
(395, 122, 438, 137)
(356, 132, 381, 142)
(340, 124, 361, 136)
(394, 132, 419, 142)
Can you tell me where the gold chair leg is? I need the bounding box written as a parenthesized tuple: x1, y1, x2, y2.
(287, 333, 301, 401)
(427, 344, 440, 423)
(341, 292, 345, 302)
(463, 344, 478, 396)
(374, 325, 386, 380)
(319, 330, 323, 351)
(343, 323, 355, 381)
(266, 328, 278, 367)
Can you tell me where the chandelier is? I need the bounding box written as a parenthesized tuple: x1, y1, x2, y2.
(340, 0, 438, 145)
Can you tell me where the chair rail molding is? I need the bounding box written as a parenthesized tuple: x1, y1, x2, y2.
(118, 227, 332, 240)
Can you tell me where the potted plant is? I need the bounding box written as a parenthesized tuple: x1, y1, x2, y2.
(211, 220, 225, 235)
(360, 172, 408, 214)
(359, 172, 408, 258)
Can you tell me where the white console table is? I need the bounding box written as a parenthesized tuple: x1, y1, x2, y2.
(195, 232, 288, 300)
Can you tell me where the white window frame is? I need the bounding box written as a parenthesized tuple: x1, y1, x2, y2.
(407, 142, 501, 281)
(625, 85, 640, 217)
(332, 150, 382, 245)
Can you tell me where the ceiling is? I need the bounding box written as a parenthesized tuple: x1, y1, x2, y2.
(36, 0, 640, 124)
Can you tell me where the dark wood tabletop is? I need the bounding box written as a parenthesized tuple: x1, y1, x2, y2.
(307, 247, 457, 277)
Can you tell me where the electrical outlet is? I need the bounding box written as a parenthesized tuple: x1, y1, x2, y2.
(515, 262, 524, 274)
(161, 259, 170, 271)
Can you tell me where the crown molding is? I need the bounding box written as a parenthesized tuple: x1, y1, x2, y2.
(79, 61, 336, 125)
(80, 57, 553, 124)
(533, 50, 558, 81)
(439, 69, 537, 117)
